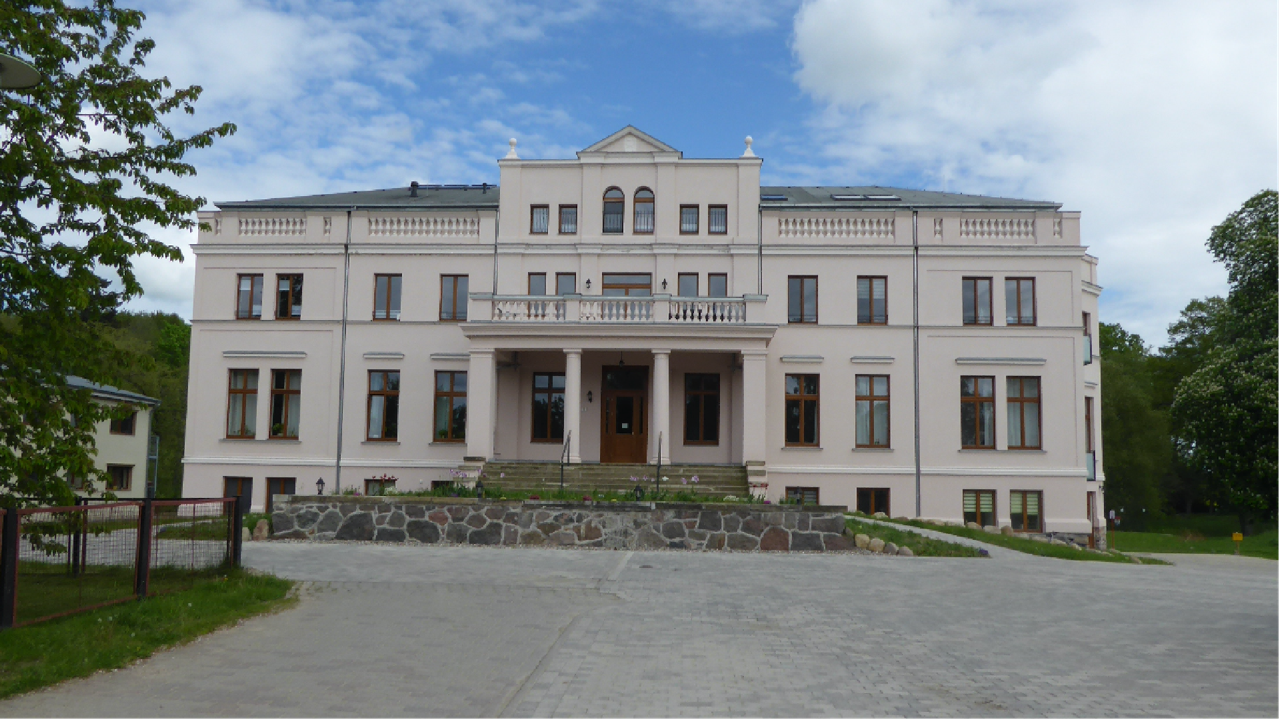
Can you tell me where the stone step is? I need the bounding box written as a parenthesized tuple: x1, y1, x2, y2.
(478, 461, 748, 496)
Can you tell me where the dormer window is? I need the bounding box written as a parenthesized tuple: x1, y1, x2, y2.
(633, 188, 654, 234)
(603, 187, 624, 234)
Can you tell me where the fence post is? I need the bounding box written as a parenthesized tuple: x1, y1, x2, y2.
(232, 495, 245, 568)
(70, 498, 82, 578)
(0, 509, 18, 629)
(135, 499, 153, 599)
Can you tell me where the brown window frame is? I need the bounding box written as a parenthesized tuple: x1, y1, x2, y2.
(962, 277, 993, 325)
(784, 374, 820, 447)
(373, 273, 401, 321)
(266, 477, 296, 515)
(633, 187, 654, 234)
(109, 410, 137, 436)
(603, 187, 625, 234)
(856, 488, 890, 515)
(531, 372, 566, 443)
(558, 204, 578, 234)
(1085, 396, 1095, 455)
(365, 477, 396, 495)
(528, 272, 548, 296)
(679, 205, 699, 234)
(708, 273, 728, 298)
(226, 369, 258, 439)
(106, 464, 132, 491)
(677, 273, 698, 297)
(683, 373, 720, 446)
(433, 370, 467, 443)
(275, 274, 303, 320)
(439, 274, 469, 321)
(366, 370, 400, 441)
(855, 375, 890, 448)
(236, 273, 263, 320)
(601, 273, 652, 296)
(785, 486, 819, 504)
(1009, 490, 1043, 532)
(530, 204, 550, 234)
(555, 272, 577, 295)
(963, 489, 996, 527)
(269, 369, 301, 440)
(708, 204, 728, 234)
(1007, 376, 1042, 450)
(788, 276, 818, 324)
(1005, 277, 1037, 326)
(857, 276, 888, 325)
(960, 376, 995, 449)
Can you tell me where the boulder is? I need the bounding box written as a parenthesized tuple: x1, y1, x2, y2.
(822, 533, 853, 552)
(893, 516, 910, 523)
(868, 537, 886, 553)
(1049, 538, 1069, 547)
(1000, 525, 1014, 536)
(405, 519, 441, 544)
(872, 512, 888, 519)
(884, 542, 899, 555)
(241, 527, 251, 544)
(965, 522, 981, 530)
(854, 533, 871, 549)
(982, 525, 999, 534)
(1031, 534, 1050, 543)
(334, 512, 375, 541)
(252, 519, 270, 541)
(897, 546, 914, 557)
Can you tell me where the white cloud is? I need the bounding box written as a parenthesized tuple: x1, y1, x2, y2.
(789, 0, 1278, 344)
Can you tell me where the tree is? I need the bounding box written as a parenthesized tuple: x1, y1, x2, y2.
(1171, 191, 1278, 530)
(1, 1, 232, 506)
(1098, 323, 1169, 527)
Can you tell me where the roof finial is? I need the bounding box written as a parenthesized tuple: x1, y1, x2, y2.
(505, 138, 519, 159)
(742, 136, 755, 158)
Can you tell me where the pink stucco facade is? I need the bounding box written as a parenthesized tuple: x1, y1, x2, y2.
(182, 127, 1104, 538)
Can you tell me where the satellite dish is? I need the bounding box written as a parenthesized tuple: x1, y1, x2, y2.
(0, 53, 42, 90)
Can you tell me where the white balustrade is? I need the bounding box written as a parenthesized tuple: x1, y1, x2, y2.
(486, 295, 749, 325)
(777, 215, 894, 239)
(368, 215, 480, 237)
(959, 217, 1036, 240)
(668, 298, 746, 323)
(239, 216, 306, 236)
(491, 297, 565, 321)
(580, 297, 653, 322)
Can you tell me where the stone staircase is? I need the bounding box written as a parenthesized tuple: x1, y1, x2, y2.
(477, 462, 749, 497)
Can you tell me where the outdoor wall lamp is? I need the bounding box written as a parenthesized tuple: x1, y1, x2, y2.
(633, 485, 645, 502)
(316, 477, 325, 495)
(585, 278, 592, 290)
(586, 390, 593, 403)
(475, 480, 484, 499)
(661, 279, 668, 290)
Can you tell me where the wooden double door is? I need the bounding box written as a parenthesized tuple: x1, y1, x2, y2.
(600, 366, 648, 464)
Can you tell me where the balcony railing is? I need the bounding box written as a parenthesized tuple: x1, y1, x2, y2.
(479, 294, 762, 325)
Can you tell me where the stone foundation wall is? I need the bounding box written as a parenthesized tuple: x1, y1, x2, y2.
(272, 496, 853, 552)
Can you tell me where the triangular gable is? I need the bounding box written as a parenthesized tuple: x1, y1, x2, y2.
(580, 126, 680, 155)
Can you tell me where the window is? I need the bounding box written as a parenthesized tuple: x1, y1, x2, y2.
(962, 277, 992, 325)
(785, 374, 819, 447)
(603, 187, 624, 233)
(963, 490, 996, 527)
(680, 205, 699, 234)
(373, 274, 402, 321)
(530, 205, 549, 234)
(532, 372, 565, 442)
(857, 276, 887, 324)
(1083, 311, 1093, 364)
(1010, 490, 1042, 532)
(226, 369, 258, 439)
(677, 273, 698, 297)
(857, 488, 889, 515)
(786, 487, 819, 504)
(365, 477, 396, 495)
(855, 375, 889, 448)
(556, 272, 577, 295)
(266, 477, 295, 515)
(708, 273, 727, 298)
(601, 273, 652, 296)
(684, 373, 720, 445)
(708, 205, 727, 234)
(270, 369, 301, 439)
(276, 274, 303, 320)
(1085, 396, 1096, 481)
(110, 411, 137, 436)
(788, 276, 818, 323)
(223, 477, 252, 506)
(106, 465, 132, 491)
(367, 370, 400, 441)
(960, 376, 995, 449)
(1005, 277, 1036, 325)
(559, 205, 578, 234)
(236, 274, 263, 319)
(434, 371, 467, 442)
(1007, 377, 1041, 450)
(440, 275, 469, 321)
(528, 273, 547, 296)
(633, 188, 654, 234)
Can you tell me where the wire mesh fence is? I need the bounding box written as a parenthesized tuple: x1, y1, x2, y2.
(0, 498, 243, 629)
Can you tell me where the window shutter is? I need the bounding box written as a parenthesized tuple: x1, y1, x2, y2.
(963, 492, 976, 513)
(979, 492, 993, 513)
(1027, 492, 1039, 515)
(1011, 492, 1023, 514)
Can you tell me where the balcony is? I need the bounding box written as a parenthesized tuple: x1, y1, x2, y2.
(471, 294, 767, 325)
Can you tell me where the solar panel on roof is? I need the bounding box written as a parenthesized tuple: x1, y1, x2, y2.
(830, 194, 865, 200)
(760, 194, 788, 201)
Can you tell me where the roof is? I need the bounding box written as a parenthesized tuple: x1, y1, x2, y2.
(67, 376, 160, 407)
(760, 186, 1059, 211)
(216, 184, 499, 211)
(579, 126, 681, 155)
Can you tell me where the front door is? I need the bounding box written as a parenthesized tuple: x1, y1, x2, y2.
(601, 366, 648, 463)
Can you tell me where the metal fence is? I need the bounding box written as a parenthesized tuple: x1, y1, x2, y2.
(0, 497, 243, 629)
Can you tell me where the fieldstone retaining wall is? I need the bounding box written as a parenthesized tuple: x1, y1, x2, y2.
(271, 496, 853, 552)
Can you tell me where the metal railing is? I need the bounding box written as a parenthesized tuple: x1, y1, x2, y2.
(559, 430, 572, 495)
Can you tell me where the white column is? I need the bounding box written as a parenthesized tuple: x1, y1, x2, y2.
(465, 349, 497, 460)
(564, 349, 582, 463)
(652, 349, 671, 464)
(741, 350, 768, 465)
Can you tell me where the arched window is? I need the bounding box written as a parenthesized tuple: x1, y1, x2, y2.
(633, 188, 654, 234)
(603, 187, 624, 234)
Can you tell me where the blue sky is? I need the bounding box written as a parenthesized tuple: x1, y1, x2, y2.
(122, 0, 1277, 347)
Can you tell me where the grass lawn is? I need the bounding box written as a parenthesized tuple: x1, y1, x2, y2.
(156, 519, 232, 542)
(0, 569, 294, 700)
(845, 517, 982, 557)
(879, 518, 1168, 564)
(1111, 529, 1278, 560)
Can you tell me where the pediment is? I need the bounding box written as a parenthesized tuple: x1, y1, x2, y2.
(580, 126, 680, 156)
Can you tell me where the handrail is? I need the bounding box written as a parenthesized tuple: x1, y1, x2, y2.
(559, 430, 572, 495)
(653, 432, 663, 499)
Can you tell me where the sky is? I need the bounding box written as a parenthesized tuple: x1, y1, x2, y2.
(119, 0, 1277, 347)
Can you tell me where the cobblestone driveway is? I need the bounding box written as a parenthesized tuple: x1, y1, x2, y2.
(1, 542, 1275, 717)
